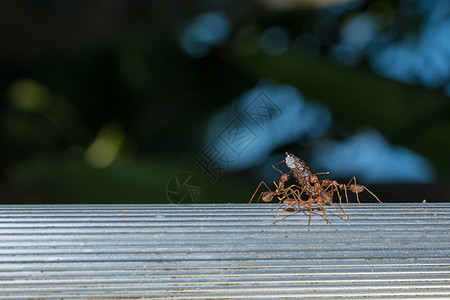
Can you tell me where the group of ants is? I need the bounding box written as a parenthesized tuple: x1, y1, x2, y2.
(249, 152, 383, 230)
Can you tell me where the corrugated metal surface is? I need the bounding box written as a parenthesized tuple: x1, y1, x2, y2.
(0, 203, 449, 299)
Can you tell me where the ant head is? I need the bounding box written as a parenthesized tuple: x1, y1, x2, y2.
(280, 173, 289, 182)
(309, 175, 318, 184)
(322, 179, 330, 186)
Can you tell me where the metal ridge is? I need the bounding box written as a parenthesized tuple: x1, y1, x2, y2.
(0, 203, 448, 299)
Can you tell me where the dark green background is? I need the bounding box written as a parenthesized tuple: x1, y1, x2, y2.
(0, 1, 448, 204)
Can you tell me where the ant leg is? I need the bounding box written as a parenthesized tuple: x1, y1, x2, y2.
(323, 183, 348, 219)
(273, 185, 304, 210)
(307, 204, 312, 231)
(341, 177, 355, 204)
(347, 177, 382, 203)
(274, 187, 304, 216)
(329, 201, 347, 220)
(319, 191, 342, 220)
(316, 204, 329, 224)
(272, 184, 298, 211)
(333, 184, 349, 219)
(272, 180, 281, 190)
(344, 186, 350, 204)
(273, 197, 284, 211)
(315, 172, 330, 177)
(347, 176, 362, 204)
(273, 198, 283, 211)
(290, 186, 307, 209)
(272, 159, 286, 174)
(362, 185, 383, 203)
(274, 198, 298, 218)
(273, 189, 290, 211)
(285, 185, 304, 199)
(249, 181, 271, 204)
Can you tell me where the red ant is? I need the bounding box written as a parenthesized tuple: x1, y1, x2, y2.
(283, 152, 382, 229)
(250, 153, 383, 231)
